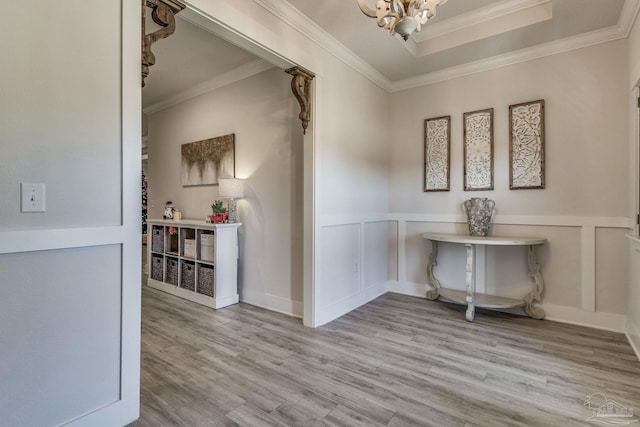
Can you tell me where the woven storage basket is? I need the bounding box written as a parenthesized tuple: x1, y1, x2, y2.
(151, 254, 163, 281)
(197, 264, 215, 297)
(165, 257, 178, 285)
(151, 226, 164, 252)
(180, 260, 196, 291)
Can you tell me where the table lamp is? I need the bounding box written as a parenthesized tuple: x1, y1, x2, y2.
(218, 178, 244, 223)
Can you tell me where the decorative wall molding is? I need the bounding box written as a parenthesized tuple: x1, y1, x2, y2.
(319, 212, 633, 331)
(142, 0, 186, 87)
(406, 0, 552, 57)
(628, 236, 640, 361)
(253, 0, 640, 94)
(143, 59, 274, 114)
(0, 227, 124, 255)
(253, 0, 391, 90)
(319, 213, 631, 229)
(389, 25, 633, 92)
(414, 0, 551, 42)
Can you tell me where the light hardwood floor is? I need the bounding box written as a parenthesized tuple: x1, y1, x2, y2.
(129, 285, 640, 426)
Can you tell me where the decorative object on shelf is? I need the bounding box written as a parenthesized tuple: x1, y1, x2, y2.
(464, 108, 494, 191)
(163, 201, 175, 219)
(424, 115, 451, 192)
(181, 134, 235, 186)
(142, 0, 186, 87)
(210, 200, 227, 223)
(356, 0, 448, 41)
(464, 198, 495, 237)
(173, 209, 182, 220)
(218, 178, 244, 223)
(285, 66, 315, 134)
(510, 99, 545, 190)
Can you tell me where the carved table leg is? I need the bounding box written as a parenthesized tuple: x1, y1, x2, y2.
(465, 243, 475, 322)
(426, 240, 441, 300)
(524, 245, 545, 319)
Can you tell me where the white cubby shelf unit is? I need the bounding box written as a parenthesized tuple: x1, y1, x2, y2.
(147, 219, 241, 309)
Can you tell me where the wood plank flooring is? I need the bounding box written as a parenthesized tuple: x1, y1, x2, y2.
(129, 286, 640, 426)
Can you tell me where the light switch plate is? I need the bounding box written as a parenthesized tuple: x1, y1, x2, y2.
(21, 183, 46, 213)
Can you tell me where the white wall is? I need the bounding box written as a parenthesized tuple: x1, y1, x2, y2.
(315, 55, 391, 325)
(388, 40, 631, 331)
(627, 10, 640, 358)
(0, 1, 140, 425)
(155, 0, 392, 326)
(148, 68, 305, 316)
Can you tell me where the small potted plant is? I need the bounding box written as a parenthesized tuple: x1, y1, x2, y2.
(210, 200, 227, 223)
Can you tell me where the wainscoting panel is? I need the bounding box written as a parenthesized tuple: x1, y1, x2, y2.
(315, 220, 390, 326)
(363, 221, 390, 289)
(595, 228, 629, 314)
(391, 214, 630, 332)
(316, 214, 630, 332)
(0, 246, 122, 427)
(628, 236, 640, 359)
(318, 224, 361, 309)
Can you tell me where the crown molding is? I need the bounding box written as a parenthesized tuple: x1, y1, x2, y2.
(256, 0, 640, 94)
(619, 0, 640, 36)
(253, 0, 392, 91)
(414, 0, 550, 42)
(389, 25, 628, 92)
(406, 0, 552, 57)
(389, 0, 640, 92)
(143, 59, 274, 114)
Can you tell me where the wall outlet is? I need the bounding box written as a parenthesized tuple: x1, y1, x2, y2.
(21, 183, 46, 213)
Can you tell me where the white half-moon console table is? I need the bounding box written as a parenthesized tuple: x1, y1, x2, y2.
(422, 232, 547, 322)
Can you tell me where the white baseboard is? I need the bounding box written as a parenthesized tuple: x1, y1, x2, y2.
(388, 280, 429, 298)
(627, 319, 640, 362)
(541, 304, 626, 333)
(315, 281, 389, 327)
(389, 280, 627, 332)
(240, 289, 303, 318)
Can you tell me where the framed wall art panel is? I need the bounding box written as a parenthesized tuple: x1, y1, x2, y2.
(181, 134, 235, 187)
(509, 99, 545, 189)
(424, 115, 451, 192)
(463, 108, 494, 191)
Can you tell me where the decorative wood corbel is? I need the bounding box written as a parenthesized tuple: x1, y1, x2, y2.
(285, 66, 315, 135)
(142, 0, 186, 87)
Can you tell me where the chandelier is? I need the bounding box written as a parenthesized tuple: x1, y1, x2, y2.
(356, 0, 448, 41)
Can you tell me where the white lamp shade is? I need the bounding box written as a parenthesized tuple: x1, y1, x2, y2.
(218, 178, 244, 199)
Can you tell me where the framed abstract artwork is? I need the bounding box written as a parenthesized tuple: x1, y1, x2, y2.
(423, 115, 451, 192)
(509, 100, 545, 189)
(181, 134, 235, 186)
(463, 108, 494, 191)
